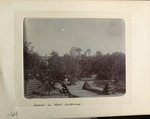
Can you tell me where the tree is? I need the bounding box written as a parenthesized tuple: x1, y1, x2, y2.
(95, 51, 103, 57)
(50, 50, 59, 57)
(24, 41, 41, 81)
(84, 48, 91, 56)
(69, 47, 82, 57)
(62, 54, 81, 83)
(96, 52, 125, 82)
(79, 55, 93, 77)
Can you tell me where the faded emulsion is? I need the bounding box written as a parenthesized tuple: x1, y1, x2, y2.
(23, 18, 126, 99)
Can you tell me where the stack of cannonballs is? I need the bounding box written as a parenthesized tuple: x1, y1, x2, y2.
(82, 81, 91, 89)
(60, 84, 70, 96)
(103, 83, 115, 95)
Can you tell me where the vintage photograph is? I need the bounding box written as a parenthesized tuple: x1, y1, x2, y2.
(24, 18, 125, 98)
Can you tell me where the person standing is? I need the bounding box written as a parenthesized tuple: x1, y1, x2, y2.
(60, 75, 70, 96)
(64, 75, 69, 84)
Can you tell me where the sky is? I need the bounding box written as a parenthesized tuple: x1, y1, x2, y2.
(24, 18, 125, 56)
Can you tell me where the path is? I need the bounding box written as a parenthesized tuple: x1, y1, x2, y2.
(68, 81, 103, 97)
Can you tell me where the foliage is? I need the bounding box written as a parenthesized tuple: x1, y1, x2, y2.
(24, 41, 125, 90)
(24, 41, 41, 80)
(96, 52, 125, 81)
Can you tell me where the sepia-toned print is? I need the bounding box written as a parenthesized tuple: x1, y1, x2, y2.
(24, 18, 125, 98)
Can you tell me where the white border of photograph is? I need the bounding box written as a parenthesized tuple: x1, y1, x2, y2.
(14, 11, 131, 107)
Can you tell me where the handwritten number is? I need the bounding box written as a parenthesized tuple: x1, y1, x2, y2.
(7, 111, 18, 118)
